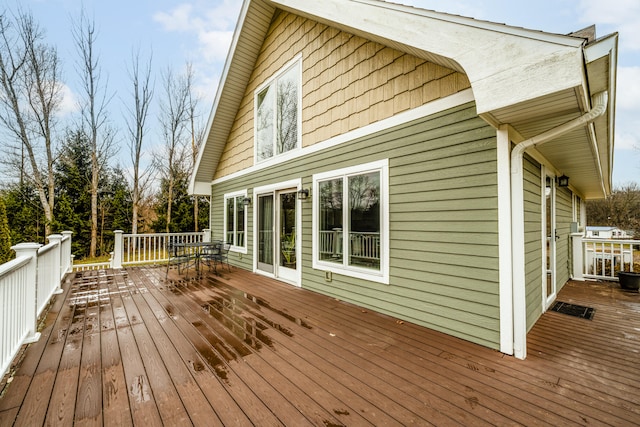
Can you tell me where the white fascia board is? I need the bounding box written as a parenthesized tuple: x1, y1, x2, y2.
(271, 0, 585, 116)
(584, 33, 618, 63)
(190, 0, 257, 195)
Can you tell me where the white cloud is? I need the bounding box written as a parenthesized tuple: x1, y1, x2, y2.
(616, 67, 640, 110)
(198, 30, 234, 64)
(612, 66, 640, 153)
(58, 83, 79, 117)
(194, 72, 221, 105)
(615, 131, 638, 151)
(153, 4, 195, 32)
(153, 0, 241, 91)
(578, 0, 640, 51)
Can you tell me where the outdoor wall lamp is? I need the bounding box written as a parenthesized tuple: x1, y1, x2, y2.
(297, 188, 310, 200)
(242, 197, 252, 206)
(557, 174, 569, 188)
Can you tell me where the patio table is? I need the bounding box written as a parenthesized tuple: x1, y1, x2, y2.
(170, 240, 222, 276)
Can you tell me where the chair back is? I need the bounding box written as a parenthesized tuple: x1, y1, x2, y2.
(220, 242, 231, 254)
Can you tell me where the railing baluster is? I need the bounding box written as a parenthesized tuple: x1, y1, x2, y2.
(582, 237, 639, 281)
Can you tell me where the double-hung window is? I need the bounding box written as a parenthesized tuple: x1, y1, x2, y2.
(255, 57, 301, 162)
(313, 159, 389, 284)
(224, 191, 247, 253)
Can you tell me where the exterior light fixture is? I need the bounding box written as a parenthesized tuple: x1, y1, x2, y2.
(557, 175, 569, 188)
(242, 197, 252, 206)
(297, 188, 309, 200)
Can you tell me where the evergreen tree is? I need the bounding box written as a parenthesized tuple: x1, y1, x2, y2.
(54, 130, 92, 258)
(97, 167, 133, 255)
(0, 197, 12, 263)
(2, 184, 45, 244)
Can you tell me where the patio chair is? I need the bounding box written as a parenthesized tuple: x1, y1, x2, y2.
(166, 242, 192, 278)
(211, 242, 231, 272)
(201, 241, 222, 271)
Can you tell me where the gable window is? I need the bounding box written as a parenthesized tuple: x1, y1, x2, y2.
(255, 57, 301, 162)
(313, 159, 389, 284)
(224, 191, 247, 252)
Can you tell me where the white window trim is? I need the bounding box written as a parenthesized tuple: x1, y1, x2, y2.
(254, 54, 303, 164)
(312, 159, 390, 285)
(224, 190, 248, 254)
(214, 88, 474, 186)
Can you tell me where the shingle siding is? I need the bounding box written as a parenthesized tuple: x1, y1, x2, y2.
(215, 10, 470, 179)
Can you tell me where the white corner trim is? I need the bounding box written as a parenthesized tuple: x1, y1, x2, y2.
(496, 126, 513, 355)
(212, 89, 474, 186)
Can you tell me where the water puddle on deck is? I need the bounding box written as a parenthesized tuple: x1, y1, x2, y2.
(158, 272, 317, 383)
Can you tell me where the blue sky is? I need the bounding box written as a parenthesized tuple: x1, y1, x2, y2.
(16, 0, 640, 187)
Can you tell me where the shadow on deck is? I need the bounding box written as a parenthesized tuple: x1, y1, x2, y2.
(1, 267, 639, 426)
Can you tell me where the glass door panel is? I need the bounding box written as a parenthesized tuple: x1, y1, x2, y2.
(545, 176, 556, 305)
(279, 192, 297, 270)
(257, 194, 274, 274)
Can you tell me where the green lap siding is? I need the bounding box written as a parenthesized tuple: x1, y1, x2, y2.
(211, 102, 501, 349)
(523, 155, 543, 332)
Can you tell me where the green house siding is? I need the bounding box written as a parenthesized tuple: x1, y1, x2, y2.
(211, 102, 501, 349)
(523, 155, 543, 331)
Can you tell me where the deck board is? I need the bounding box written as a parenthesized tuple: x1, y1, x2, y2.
(100, 272, 133, 427)
(1, 267, 639, 426)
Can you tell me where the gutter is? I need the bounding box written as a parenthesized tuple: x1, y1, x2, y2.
(509, 91, 608, 359)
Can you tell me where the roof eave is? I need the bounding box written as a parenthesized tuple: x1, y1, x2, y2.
(191, 0, 605, 194)
(584, 32, 618, 198)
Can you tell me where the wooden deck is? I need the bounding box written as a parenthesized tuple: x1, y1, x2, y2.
(1, 267, 639, 426)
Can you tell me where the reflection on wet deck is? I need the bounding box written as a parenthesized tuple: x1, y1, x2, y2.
(1, 267, 639, 426)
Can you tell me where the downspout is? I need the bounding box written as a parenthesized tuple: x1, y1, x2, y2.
(510, 91, 608, 359)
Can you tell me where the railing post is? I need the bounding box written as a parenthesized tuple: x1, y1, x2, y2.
(62, 230, 73, 274)
(112, 230, 123, 269)
(46, 234, 64, 294)
(203, 229, 211, 243)
(571, 233, 585, 281)
(12, 242, 42, 343)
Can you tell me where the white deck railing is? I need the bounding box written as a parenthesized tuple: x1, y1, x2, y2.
(572, 234, 639, 281)
(36, 236, 64, 316)
(106, 230, 210, 269)
(0, 233, 73, 380)
(71, 230, 211, 271)
(122, 231, 206, 265)
(319, 230, 380, 261)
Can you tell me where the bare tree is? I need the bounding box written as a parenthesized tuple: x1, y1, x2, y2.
(72, 11, 116, 258)
(124, 48, 154, 236)
(185, 63, 205, 231)
(0, 9, 61, 237)
(156, 66, 189, 232)
(587, 183, 640, 236)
